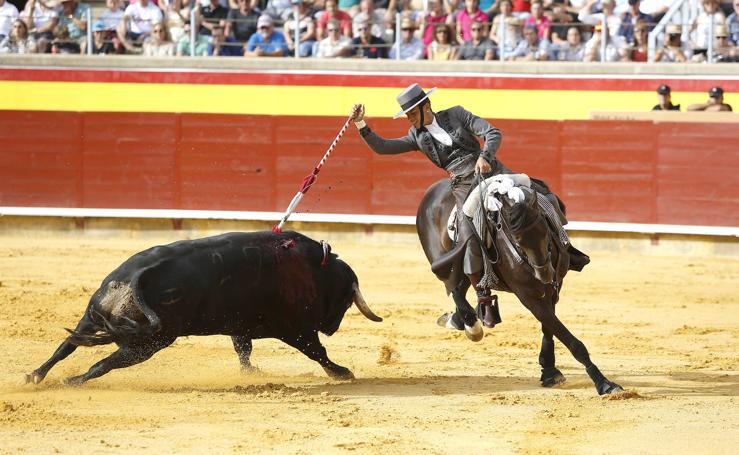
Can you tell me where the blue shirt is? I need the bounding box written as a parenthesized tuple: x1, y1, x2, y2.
(246, 31, 288, 56)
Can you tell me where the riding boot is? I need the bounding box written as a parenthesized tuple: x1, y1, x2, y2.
(567, 245, 590, 272)
(470, 273, 501, 328)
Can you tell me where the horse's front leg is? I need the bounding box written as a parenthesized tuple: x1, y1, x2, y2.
(524, 296, 622, 395)
(451, 284, 483, 342)
(539, 323, 566, 387)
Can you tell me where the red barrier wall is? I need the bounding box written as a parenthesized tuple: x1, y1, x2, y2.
(1, 111, 738, 227)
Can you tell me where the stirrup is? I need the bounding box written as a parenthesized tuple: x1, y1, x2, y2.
(475, 293, 501, 328)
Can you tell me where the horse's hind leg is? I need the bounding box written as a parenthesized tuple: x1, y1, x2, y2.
(525, 299, 622, 395)
(64, 336, 175, 386)
(539, 324, 565, 387)
(231, 335, 258, 372)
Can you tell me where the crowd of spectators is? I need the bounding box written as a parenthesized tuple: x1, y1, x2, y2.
(0, 0, 737, 62)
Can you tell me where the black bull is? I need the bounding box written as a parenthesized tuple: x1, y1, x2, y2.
(417, 178, 623, 395)
(26, 231, 382, 386)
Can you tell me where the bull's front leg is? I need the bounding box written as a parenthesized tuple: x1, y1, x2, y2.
(282, 331, 354, 380)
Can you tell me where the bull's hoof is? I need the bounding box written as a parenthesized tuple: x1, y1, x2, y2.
(540, 367, 566, 388)
(62, 376, 85, 387)
(240, 364, 259, 374)
(597, 379, 624, 396)
(25, 372, 44, 385)
(464, 321, 484, 342)
(325, 367, 355, 381)
(437, 312, 464, 331)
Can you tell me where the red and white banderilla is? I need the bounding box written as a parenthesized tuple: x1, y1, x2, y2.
(272, 115, 353, 233)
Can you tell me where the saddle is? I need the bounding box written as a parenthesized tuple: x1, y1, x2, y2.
(432, 174, 589, 281)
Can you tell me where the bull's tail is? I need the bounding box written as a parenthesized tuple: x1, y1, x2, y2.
(64, 327, 114, 346)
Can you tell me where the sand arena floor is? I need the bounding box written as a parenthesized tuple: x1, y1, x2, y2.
(0, 231, 737, 454)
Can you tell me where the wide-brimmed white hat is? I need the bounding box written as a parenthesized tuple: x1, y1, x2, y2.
(393, 84, 437, 119)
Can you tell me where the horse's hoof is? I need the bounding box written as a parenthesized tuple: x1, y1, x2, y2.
(437, 312, 463, 331)
(464, 321, 484, 342)
(540, 367, 566, 388)
(25, 372, 43, 385)
(597, 380, 624, 395)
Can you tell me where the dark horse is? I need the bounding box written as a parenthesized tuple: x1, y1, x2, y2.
(417, 178, 623, 395)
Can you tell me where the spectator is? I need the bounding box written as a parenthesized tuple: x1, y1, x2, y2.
(0, 18, 36, 53)
(390, 16, 423, 59)
(21, 0, 59, 53)
(207, 22, 241, 55)
(728, 0, 738, 45)
(284, 0, 316, 56)
(618, 0, 652, 43)
(245, 13, 288, 56)
(510, 23, 549, 59)
(523, 0, 550, 39)
(51, 23, 80, 53)
(86, 20, 117, 54)
(499, 15, 523, 59)
(226, 0, 259, 44)
(420, 0, 450, 51)
(584, 22, 623, 61)
(118, 0, 163, 51)
(161, 0, 191, 44)
(687, 86, 733, 111)
(578, 0, 621, 39)
(428, 22, 457, 59)
(143, 21, 175, 55)
(176, 22, 210, 55)
(457, 19, 494, 59)
(198, 0, 228, 36)
(556, 25, 585, 60)
(100, 0, 124, 32)
(691, 25, 737, 62)
(690, 0, 726, 51)
(619, 19, 648, 61)
(354, 0, 385, 40)
(638, 0, 670, 22)
(548, 4, 576, 46)
(314, 19, 351, 57)
(490, 0, 513, 45)
(58, 0, 89, 48)
(338, 0, 360, 16)
(653, 23, 688, 62)
(351, 19, 388, 57)
(651, 84, 680, 111)
(317, 0, 352, 39)
(0, 0, 20, 41)
(511, 0, 531, 18)
(456, 0, 488, 44)
(263, 0, 292, 21)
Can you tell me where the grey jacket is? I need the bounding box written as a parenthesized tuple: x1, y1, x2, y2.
(358, 105, 502, 170)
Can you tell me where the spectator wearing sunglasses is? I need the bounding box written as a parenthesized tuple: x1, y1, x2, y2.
(314, 19, 351, 57)
(351, 19, 388, 58)
(390, 16, 423, 60)
(143, 21, 175, 56)
(245, 13, 288, 56)
(457, 20, 494, 60)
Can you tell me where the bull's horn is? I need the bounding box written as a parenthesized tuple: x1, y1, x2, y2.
(352, 283, 382, 322)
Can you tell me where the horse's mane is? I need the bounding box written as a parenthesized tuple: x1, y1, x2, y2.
(507, 190, 539, 233)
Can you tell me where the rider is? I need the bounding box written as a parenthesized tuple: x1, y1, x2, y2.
(351, 84, 591, 327)
(350, 84, 506, 312)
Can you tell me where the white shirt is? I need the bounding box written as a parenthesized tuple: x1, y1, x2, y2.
(427, 116, 452, 146)
(0, 0, 19, 38)
(124, 2, 163, 35)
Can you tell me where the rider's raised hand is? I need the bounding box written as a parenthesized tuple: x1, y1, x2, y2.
(350, 104, 365, 123)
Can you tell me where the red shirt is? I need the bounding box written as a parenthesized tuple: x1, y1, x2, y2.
(511, 0, 531, 13)
(318, 10, 353, 36)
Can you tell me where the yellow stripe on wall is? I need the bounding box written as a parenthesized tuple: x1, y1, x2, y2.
(0, 81, 734, 120)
